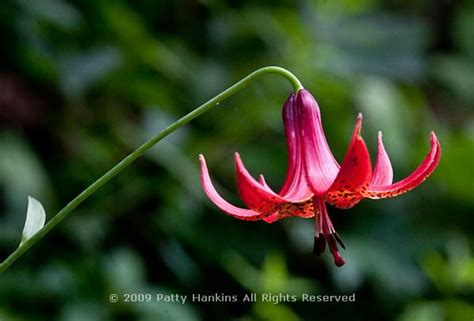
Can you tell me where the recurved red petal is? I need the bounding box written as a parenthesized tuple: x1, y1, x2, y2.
(235, 153, 315, 221)
(257, 173, 315, 223)
(371, 131, 393, 186)
(365, 132, 441, 199)
(235, 153, 285, 212)
(326, 114, 373, 209)
(199, 154, 268, 221)
(297, 90, 340, 195)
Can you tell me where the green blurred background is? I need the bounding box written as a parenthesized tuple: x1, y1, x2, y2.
(0, 0, 473, 320)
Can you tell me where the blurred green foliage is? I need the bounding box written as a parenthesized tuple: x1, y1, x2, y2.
(0, 0, 473, 320)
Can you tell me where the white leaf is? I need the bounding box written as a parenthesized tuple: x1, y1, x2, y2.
(20, 196, 46, 246)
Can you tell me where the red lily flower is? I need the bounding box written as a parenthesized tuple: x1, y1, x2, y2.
(199, 89, 441, 267)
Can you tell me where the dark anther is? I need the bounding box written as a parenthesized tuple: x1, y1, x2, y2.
(313, 235, 326, 256)
(333, 232, 346, 249)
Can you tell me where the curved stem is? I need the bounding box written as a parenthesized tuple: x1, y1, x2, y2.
(0, 66, 303, 273)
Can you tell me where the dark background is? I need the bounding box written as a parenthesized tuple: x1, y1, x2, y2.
(0, 0, 473, 320)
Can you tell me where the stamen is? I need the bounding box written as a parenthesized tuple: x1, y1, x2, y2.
(313, 196, 347, 267)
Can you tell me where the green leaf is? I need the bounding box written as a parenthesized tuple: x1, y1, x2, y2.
(20, 196, 46, 246)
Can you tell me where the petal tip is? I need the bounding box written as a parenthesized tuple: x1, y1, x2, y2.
(354, 114, 363, 136)
(429, 132, 441, 154)
(234, 152, 243, 168)
(376, 131, 385, 145)
(198, 154, 207, 165)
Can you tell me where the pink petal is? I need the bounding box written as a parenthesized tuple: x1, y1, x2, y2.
(370, 131, 393, 186)
(365, 132, 441, 199)
(235, 153, 285, 211)
(326, 114, 373, 209)
(279, 92, 314, 200)
(279, 93, 299, 195)
(199, 154, 267, 221)
(297, 89, 340, 195)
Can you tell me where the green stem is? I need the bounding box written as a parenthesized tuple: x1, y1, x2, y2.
(0, 66, 303, 273)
